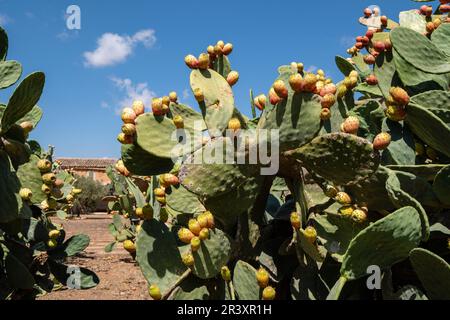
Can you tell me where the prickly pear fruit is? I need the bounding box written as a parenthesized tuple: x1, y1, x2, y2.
(132, 100, 145, 116)
(366, 74, 378, 86)
(198, 53, 210, 70)
(19, 188, 33, 201)
(156, 196, 166, 205)
(47, 239, 58, 249)
(273, 80, 289, 99)
(121, 108, 137, 124)
(373, 41, 385, 53)
(188, 219, 201, 236)
(148, 285, 162, 300)
(48, 229, 61, 240)
(199, 228, 209, 241)
(364, 7, 372, 17)
(121, 123, 136, 136)
(42, 173, 56, 185)
(222, 43, 233, 55)
(190, 236, 201, 252)
(336, 192, 352, 205)
(193, 88, 205, 103)
(339, 205, 354, 217)
(351, 209, 368, 223)
(196, 213, 208, 229)
(117, 133, 133, 145)
(221, 266, 231, 281)
(289, 74, 303, 92)
(296, 62, 304, 73)
(115, 160, 130, 177)
(321, 94, 336, 109)
(269, 88, 282, 105)
(373, 132, 391, 150)
(161, 173, 179, 187)
(178, 228, 195, 244)
(364, 54, 376, 65)
(304, 226, 317, 244)
(380, 15, 388, 26)
(290, 212, 301, 230)
(169, 91, 178, 103)
(173, 115, 184, 129)
(154, 188, 166, 198)
(228, 118, 241, 131)
(182, 253, 195, 267)
(262, 286, 276, 300)
(337, 84, 348, 99)
(303, 73, 317, 92)
(256, 267, 270, 288)
(37, 159, 52, 173)
(142, 205, 154, 220)
(389, 87, 410, 106)
(320, 83, 337, 97)
(41, 184, 51, 194)
(385, 104, 406, 122)
(227, 71, 239, 86)
(320, 108, 331, 121)
(185, 55, 199, 69)
(342, 116, 360, 134)
(205, 211, 215, 229)
(216, 40, 225, 49)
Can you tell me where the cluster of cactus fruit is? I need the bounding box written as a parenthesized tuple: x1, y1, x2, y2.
(111, 0, 450, 301)
(0, 26, 98, 299)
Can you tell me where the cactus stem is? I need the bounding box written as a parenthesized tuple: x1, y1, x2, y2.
(228, 280, 236, 300)
(250, 89, 256, 118)
(162, 268, 192, 300)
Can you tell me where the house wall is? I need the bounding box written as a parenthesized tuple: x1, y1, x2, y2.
(71, 169, 111, 185)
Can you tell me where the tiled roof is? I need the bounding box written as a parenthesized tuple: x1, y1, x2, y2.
(56, 158, 117, 170)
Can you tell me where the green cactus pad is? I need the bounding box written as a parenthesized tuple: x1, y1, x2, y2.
(381, 119, 416, 166)
(0, 151, 27, 223)
(291, 262, 329, 300)
(399, 10, 426, 33)
(165, 184, 205, 216)
(351, 53, 371, 77)
(410, 90, 450, 125)
(121, 144, 174, 176)
(190, 228, 232, 280)
(355, 83, 383, 98)
(405, 103, 450, 157)
(431, 23, 450, 57)
(170, 102, 207, 132)
(16, 155, 48, 205)
(288, 133, 380, 186)
(335, 56, 355, 76)
(0, 60, 22, 89)
(312, 213, 367, 263)
(1, 72, 45, 133)
(190, 69, 235, 136)
(171, 284, 210, 300)
(232, 260, 260, 300)
(261, 88, 322, 152)
(0, 27, 8, 61)
(136, 220, 188, 295)
(48, 260, 99, 290)
(374, 51, 397, 99)
(212, 55, 231, 78)
(385, 173, 430, 241)
(410, 248, 450, 300)
(391, 27, 450, 74)
(179, 137, 259, 199)
(296, 229, 326, 263)
(4, 252, 35, 289)
(15, 105, 43, 128)
(393, 48, 450, 91)
(135, 113, 182, 159)
(341, 206, 422, 280)
(433, 165, 450, 206)
(386, 164, 447, 181)
(348, 100, 384, 142)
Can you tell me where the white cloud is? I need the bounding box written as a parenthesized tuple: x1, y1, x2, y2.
(84, 29, 156, 68)
(182, 89, 190, 100)
(110, 77, 156, 114)
(0, 13, 12, 26)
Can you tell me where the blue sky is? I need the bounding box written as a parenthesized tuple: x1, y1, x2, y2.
(0, 0, 421, 158)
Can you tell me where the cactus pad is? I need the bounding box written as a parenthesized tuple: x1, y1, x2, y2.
(232, 260, 260, 300)
(410, 90, 450, 125)
(165, 184, 205, 215)
(16, 155, 49, 205)
(431, 23, 450, 58)
(0, 60, 22, 89)
(121, 144, 174, 176)
(433, 165, 450, 206)
(410, 248, 450, 300)
(288, 133, 380, 186)
(391, 27, 450, 74)
(341, 206, 422, 280)
(0, 151, 25, 223)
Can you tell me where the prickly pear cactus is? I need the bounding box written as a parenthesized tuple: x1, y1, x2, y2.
(0, 26, 98, 299)
(112, 3, 450, 301)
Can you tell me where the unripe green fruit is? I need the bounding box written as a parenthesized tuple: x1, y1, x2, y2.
(221, 266, 231, 281)
(37, 159, 52, 173)
(42, 173, 56, 185)
(159, 207, 169, 223)
(19, 188, 33, 201)
(149, 285, 162, 300)
(262, 286, 276, 300)
(190, 236, 201, 252)
(336, 192, 352, 205)
(304, 226, 317, 244)
(199, 228, 209, 241)
(290, 212, 301, 230)
(256, 267, 270, 288)
(182, 253, 195, 267)
(178, 228, 195, 244)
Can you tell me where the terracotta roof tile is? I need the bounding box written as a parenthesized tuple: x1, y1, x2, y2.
(56, 158, 117, 170)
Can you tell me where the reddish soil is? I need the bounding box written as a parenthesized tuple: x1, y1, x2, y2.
(38, 215, 149, 300)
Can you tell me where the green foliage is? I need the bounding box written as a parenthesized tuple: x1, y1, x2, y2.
(73, 175, 108, 214)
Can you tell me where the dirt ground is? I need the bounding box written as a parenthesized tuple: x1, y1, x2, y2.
(38, 215, 150, 300)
